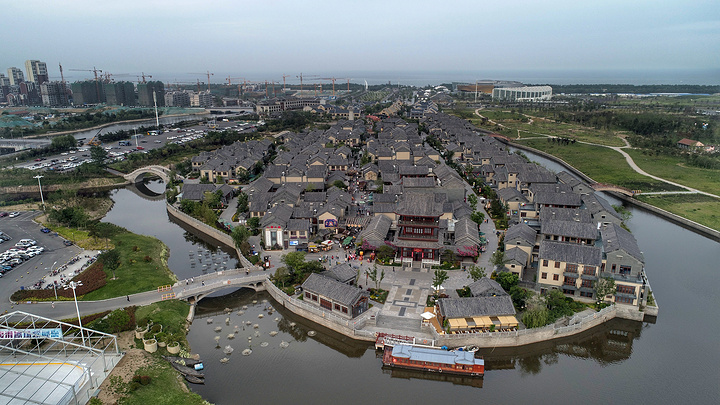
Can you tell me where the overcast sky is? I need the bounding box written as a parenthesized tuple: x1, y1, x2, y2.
(2, 0, 718, 84)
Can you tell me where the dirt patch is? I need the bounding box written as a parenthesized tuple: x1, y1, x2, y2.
(97, 348, 151, 404)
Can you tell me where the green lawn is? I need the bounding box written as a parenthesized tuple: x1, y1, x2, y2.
(625, 149, 720, 196)
(116, 356, 206, 405)
(134, 300, 191, 336)
(517, 138, 679, 192)
(81, 232, 176, 300)
(636, 194, 720, 231)
(471, 109, 626, 147)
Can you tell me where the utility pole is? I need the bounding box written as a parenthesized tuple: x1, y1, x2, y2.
(33, 175, 45, 210)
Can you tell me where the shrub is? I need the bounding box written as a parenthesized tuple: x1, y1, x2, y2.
(132, 246, 139, 251)
(10, 262, 107, 301)
(143, 255, 152, 262)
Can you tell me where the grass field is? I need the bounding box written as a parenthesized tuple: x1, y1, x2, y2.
(116, 356, 206, 405)
(636, 194, 720, 231)
(625, 149, 720, 196)
(81, 232, 175, 300)
(470, 109, 626, 147)
(517, 138, 680, 192)
(134, 300, 190, 336)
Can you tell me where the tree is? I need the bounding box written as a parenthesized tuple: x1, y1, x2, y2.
(247, 216, 260, 234)
(236, 192, 249, 213)
(470, 210, 485, 224)
(231, 225, 250, 250)
(332, 180, 347, 190)
(441, 249, 457, 265)
(468, 194, 478, 211)
(593, 277, 616, 305)
(89, 145, 108, 166)
(491, 250, 507, 268)
(367, 263, 385, 290)
(281, 251, 307, 275)
(106, 308, 130, 333)
(495, 271, 519, 292)
(468, 265, 487, 282)
(376, 245, 395, 261)
(432, 269, 449, 294)
(100, 249, 121, 280)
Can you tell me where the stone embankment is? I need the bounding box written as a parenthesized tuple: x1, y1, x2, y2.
(165, 202, 255, 268)
(264, 277, 657, 348)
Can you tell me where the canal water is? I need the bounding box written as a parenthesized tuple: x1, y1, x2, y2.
(102, 162, 720, 404)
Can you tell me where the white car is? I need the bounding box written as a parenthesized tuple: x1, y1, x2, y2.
(8, 212, 20, 218)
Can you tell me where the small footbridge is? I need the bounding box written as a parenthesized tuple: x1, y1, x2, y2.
(170, 268, 268, 304)
(590, 182, 637, 197)
(123, 165, 172, 184)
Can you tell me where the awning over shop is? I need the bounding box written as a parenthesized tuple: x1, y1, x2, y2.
(499, 316, 518, 327)
(342, 236, 353, 246)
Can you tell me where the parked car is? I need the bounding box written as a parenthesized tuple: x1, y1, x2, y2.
(41, 227, 51, 233)
(8, 258, 23, 266)
(63, 240, 73, 246)
(8, 212, 20, 218)
(0, 212, 8, 217)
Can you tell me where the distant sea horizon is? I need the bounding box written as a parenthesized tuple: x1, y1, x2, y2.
(60, 68, 719, 88)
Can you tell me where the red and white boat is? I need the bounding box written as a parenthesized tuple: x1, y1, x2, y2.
(382, 343, 484, 377)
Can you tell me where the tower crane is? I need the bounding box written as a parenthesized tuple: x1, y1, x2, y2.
(282, 74, 292, 91)
(69, 67, 103, 101)
(190, 71, 214, 91)
(319, 77, 348, 97)
(296, 73, 319, 95)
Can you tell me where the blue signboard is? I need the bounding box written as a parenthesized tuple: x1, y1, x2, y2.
(289, 240, 299, 246)
(324, 219, 338, 228)
(0, 328, 63, 339)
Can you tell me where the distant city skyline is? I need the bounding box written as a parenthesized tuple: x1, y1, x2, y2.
(2, 0, 719, 86)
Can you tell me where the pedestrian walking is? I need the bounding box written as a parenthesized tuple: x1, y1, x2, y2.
(191, 277, 194, 284)
(186, 279, 189, 286)
(202, 281, 205, 286)
(51, 302, 55, 309)
(126, 295, 130, 301)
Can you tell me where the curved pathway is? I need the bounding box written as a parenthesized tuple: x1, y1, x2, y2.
(474, 109, 720, 200)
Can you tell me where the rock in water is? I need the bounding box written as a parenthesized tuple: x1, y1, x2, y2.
(242, 349, 252, 356)
(237, 311, 244, 316)
(224, 345, 234, 354)
(214, 327, 222, 333)
(269, 331, 278, 337)
(260, 342, 269, 347)
(227, 334, 235, 339)
(308, 331, 316, 337)
(220, 358, 229, 364)
(258, 314, 264, 319)
(279, 341, 289, 348)
(253, 324, 259, 329)
(207, 318, 213, 324)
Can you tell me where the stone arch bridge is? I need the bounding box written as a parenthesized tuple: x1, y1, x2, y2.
(123, 165, 173, 184)
(172, 269, 268, 304)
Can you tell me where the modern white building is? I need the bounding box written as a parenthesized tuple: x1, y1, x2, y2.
(492, 85, 552, 102)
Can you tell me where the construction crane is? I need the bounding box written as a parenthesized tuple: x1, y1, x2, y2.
(319, 78, 347, 97)
(190, 71, 214, 91)
(282, 74, 292, 91)
(296, 73, 319, 95)
(69, 67, 103, 101)
(86, 129, 103, 146)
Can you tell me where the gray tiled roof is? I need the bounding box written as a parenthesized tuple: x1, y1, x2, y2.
(601, 223, 644, 263)
(181, 184, 217, 201)
(323, 263, 357, 284)
(397, 193, 443, 217)
(582, 193, 621, 219)
(541, 219, 598, 240)
(534, 191, 582, 207)
(539, 207, 592, 223)
(302, 273, 364, 307)
(505, 223, 537, 245)
(538, 240, 602, 266)
(504, 247, 529, 266)
(468, 277, 508, 297)
(454, 217, 480, 246)
(438, 296, 516, 319)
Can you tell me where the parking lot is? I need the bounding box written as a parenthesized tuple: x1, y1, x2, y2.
(0, 211, 82, 313)
(17, 118, 258, 172)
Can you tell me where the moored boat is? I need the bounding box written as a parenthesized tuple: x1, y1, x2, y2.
(382, 344, 484, 377)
